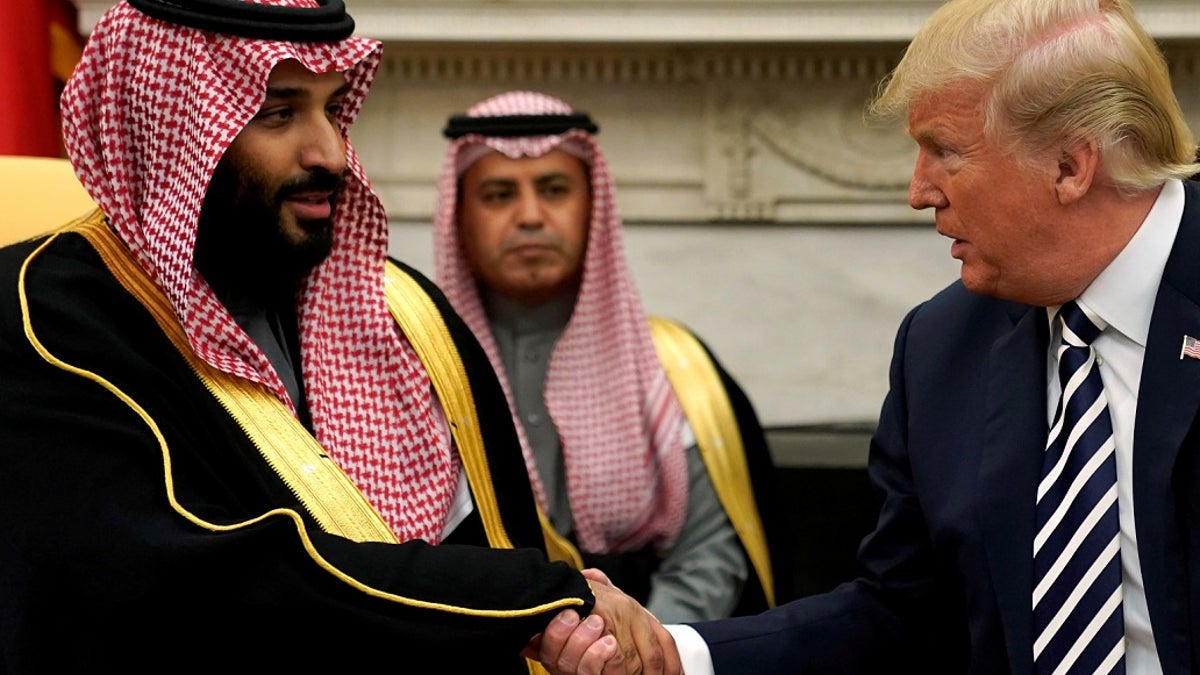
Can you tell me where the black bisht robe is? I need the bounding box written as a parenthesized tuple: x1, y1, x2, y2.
(0, 224, 592, 672)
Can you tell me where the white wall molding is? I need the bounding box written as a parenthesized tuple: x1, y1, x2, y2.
(76, 0, 1200, 43)
(381, 45, 899, 84)
(360, 41, 1200, 227)
(361, 43, 923, 226)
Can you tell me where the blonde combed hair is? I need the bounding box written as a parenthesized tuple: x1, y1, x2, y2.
(870, 0, 1199, 190)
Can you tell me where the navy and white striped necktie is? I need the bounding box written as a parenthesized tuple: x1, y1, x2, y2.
(1033, 300, 1125, 674)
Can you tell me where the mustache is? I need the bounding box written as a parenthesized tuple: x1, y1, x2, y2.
(275, 167, 345, 203)
(501, 232, 563, 253)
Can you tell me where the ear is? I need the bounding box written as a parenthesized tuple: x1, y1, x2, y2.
(1054, 137, 1099, 205)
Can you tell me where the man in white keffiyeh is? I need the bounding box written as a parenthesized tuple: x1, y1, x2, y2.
(434, 91, 783, 624)
(0, 3, 679, 672)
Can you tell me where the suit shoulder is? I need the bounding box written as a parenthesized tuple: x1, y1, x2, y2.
(890, 281, 1038, 380)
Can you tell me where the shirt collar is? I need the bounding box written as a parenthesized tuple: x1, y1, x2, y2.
(1048, 179, 1184, 346)
(485, 289, 577, 334)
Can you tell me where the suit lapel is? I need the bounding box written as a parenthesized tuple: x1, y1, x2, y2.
(977, 303, 1048, 675)
(1131, 179, 1200, 672)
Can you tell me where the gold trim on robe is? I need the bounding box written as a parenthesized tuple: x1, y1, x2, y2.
(648, 315, 776, 608)
(68, 211, 397, 544)
(17, 211, 586, 620)
(528, 311, 777, 608)
(382, 261, 517, 551)
(537, 505, 586, 569)
(382, 262, 559, 674)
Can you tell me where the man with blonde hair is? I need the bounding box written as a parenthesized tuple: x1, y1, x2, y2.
(553, 0, 1200, 672)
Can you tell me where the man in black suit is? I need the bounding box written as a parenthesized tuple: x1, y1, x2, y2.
(554, 0, 1200, 672)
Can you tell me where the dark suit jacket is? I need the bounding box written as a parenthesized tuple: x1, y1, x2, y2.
(691, 180, 1200, 674)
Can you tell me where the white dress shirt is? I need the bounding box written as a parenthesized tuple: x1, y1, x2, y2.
(1044, 177, 1182, 674)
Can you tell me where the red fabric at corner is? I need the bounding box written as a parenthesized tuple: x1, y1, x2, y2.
(0, 0, 81, 157)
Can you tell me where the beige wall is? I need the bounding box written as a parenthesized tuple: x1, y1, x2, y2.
(362, 38, 1200, 426)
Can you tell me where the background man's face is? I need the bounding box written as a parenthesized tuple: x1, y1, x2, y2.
(457, 148, 592, 306)
(194, 60, 348, 302)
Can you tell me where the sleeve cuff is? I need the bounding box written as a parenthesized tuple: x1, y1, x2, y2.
(663, 624, 716, 675)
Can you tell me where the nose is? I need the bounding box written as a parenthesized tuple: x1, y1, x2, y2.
(300, 116, 347, 175)
(516, 190, 543, 229)
(908, 149, 947, 211)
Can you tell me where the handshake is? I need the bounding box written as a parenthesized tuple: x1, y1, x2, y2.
(526, 569, 683, 675)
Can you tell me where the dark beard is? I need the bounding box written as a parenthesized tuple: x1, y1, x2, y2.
(194, 161, 343, 307)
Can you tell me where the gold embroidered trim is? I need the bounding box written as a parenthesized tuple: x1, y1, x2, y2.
(537, 505, 585, 569)
(649, 315, 776, 607)
(382, 261, 515, 550)
(69, 213, 395, 544)
(16, 212, 586, 618)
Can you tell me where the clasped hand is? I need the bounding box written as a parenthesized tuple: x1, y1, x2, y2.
(524, 568, 682, 675)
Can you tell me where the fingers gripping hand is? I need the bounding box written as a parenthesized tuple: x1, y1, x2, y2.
(533, 610, 624, 675)
(586, 570, 681, 675)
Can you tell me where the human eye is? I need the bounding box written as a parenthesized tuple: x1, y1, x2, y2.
(920, 139, 953, 159)
(919, 138, 960, 168)
(539, 180, 571, 200)
(480, 185, 515, 205)
(325, 98, 345, 120)
(935, 143, 967, 173)
(253, 105, 293, 126)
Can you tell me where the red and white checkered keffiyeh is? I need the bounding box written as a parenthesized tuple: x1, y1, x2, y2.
(433, 91, 689, 554)
(61, 0, 458, 545)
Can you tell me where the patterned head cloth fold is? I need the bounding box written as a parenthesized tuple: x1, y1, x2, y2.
(61, 0, 459, 545)
(432, 90, 689, 554)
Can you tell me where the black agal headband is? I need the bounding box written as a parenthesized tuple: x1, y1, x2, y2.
(442, 113, 599, 139)
(127, 0, 355, 41)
